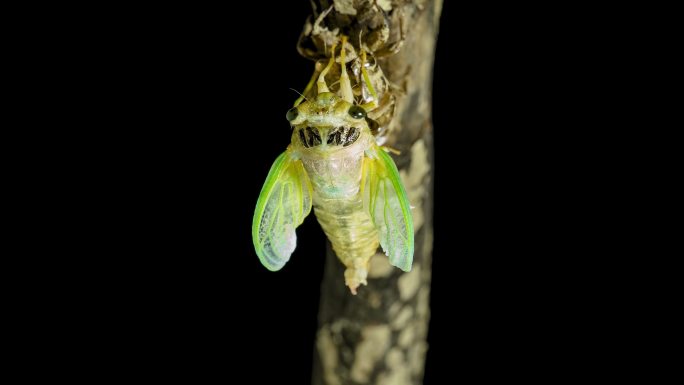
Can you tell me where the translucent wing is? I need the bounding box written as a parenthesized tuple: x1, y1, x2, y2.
(361, 148, 414, 271)
(252, 151, 313, 271)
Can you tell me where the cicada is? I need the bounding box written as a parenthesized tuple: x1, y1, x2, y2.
(252, 37, 413, 294)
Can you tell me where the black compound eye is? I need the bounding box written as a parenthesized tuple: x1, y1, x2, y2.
(286, 108, 299, 122)
(348, 105, 366, 119)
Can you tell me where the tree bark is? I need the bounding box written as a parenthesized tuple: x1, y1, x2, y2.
(303, 1, 442, 384)
(299, 0, 442, 385)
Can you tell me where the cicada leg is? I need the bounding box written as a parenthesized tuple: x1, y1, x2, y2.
(338, 36, 354, 104)
(382, 145, 401, 155)
(359, 49, 380, 112)
(316, 42, 338, 94)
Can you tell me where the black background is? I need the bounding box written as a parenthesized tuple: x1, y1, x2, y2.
(83, 1, 578, 382)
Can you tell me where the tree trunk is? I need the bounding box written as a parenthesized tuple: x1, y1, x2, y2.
(302, 1, 442, 384)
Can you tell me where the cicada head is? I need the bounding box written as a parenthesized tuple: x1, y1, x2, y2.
(286, 93, 370, 153)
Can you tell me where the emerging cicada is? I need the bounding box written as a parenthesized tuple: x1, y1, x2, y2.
(252, 37, 413, 294)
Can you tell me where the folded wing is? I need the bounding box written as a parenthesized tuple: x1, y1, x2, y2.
(252, 151, 313, 271)
(361, 148, 414, 271)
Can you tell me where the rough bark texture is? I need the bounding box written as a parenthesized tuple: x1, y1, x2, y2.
(305, 1, 442, 384)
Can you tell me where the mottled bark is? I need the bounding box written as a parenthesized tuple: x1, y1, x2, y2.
(304, 1, 442, 384)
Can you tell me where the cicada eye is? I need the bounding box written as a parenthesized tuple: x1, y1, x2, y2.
(286, 108, 299, 122)
(348, 105, 366, 119)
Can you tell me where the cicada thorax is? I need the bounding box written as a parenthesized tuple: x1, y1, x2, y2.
(297, 126, 361, 149)
(301, 50, 396, 145)
(287, 89, 370, 154)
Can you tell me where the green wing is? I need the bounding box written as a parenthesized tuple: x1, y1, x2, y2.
(361, 148, 414, 271)
(252, 151, 313, 271)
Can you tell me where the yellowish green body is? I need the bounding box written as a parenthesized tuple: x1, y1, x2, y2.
(290, 92, 380, 292)
(253, 37, 413, 294)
